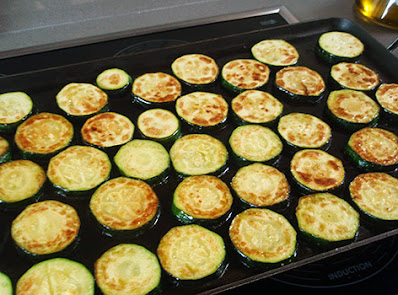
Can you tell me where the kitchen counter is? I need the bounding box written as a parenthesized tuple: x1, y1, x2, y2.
(0, 0, 397, 59)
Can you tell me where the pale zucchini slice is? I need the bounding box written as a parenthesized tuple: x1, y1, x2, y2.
(171, 53, 219, 87)
(169, 134, 228, 177)
(290, 149, 345, 193)
(175, 91, 228, 130)
(221, 59, 270, 93)
(0, 272, 12, 295)
(251, 39, 299, 67)
(157, 224, 226, 281)
(95, 244, 161, 295)
(14, 112, 74, 159)
(0, 91, 34, 131)
(16, 258, 94, 295)
(11, 200, 80, 256)
(96, 68, 132, 94)
(296, 193, 360, 243)
(0, 136, 11, 163)
(47, 145, 111, 194)
(90, 177, 159, 236)
(375, 83, 398, 121)
(231, 90, 283, 126)
(349, 172, 398, 221)
(231, 163, 290, 208)
(81, 112, 134, 148)
(56, 83, 108, 118)
(330, 62, 380, 91)
(229, 208, 297, 266)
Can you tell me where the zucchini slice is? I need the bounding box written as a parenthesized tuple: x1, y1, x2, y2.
(16, 258, 94, 295)
(0, 272, 12, 295)
(231, 163, 290, 208)
(295, 193, 360, 244)
(47, 145, 112, 196)
(90, 177, 160, 238)
(14, 112, 74, 160)
(175, 91, 228, 131)
(0, 136, 11, 164)
(229, 208, 297, 267)
(0, 160, 46, 209)
(251, 39, 299, 67)
(56, 83, 108, 119)
(157, 224, 226, 281)
(274, 66, 326, 103)
(96, 68, 132, 96)
(290, 149, 345, 194)
(11, 200, 80, 257)
(0, 91, 34, 132)
(81, 112, 134, 149)
(169, 134, 228, 177)
(95, 244, 161, 295)
(114, 139, 170, 185)
(228, 124, 283, 166)
(137, 108, 181, 145)
(316, 31, 364, 64)
(345, 127, 398, 171)
(349, 172, 398, 221)
(325, 89, 380, 131)
(172, 175, 233, 226)
(221, 59, 270, 93)
(231, 90, 283, 127)
(330, 62, 380, 92)
(132, 72, 182, 107)
(171, 53, 219, 88)
(277, 112, 332, 152)
(375, 83, 398, 122)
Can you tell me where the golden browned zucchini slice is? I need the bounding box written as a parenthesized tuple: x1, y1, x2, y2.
(251, 39, 299, 67)
(330, 62, 380, 91)
(0, 135, 11, 163)
(375, 83, 398, 122)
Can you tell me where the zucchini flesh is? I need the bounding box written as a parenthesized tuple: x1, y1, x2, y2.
(0, 272, 12, 295)
(96, 68, 132, 95)
(0, 136, 11, 164)
(16, 258, 94, 295)
(316, 31, 364, 64)
(375, 83, 398, 122)
(157, 224, 226, 281)
(251, 39, 299, 67)
(0, 91, 34, 132)
(95, 244, 161, 295)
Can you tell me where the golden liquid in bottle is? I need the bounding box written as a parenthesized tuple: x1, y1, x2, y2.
(355, 0, 398, 29)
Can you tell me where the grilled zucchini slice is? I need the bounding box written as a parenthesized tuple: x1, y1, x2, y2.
(349, 172, 398, 221)
(274, 66, 326, 103)
(171, 53, 219, 88)
(325, 89, 380, 131)
(11, 200, 80, 258)
(90, 177, 160, 238)
(291, 149, 345, 194)
(169, 134, 228, 177)
(14, 112, 74, 160)
(345, 127, 398, 171)
(277, 112, 332, 152)
(172, 175, 233, 226)
(316, 31, 364, 64)
(81, 112, 134, 149)
(137, 108, 181, 146)
(157, 224, 226, 282)
(0, 136, 11, 164)
(229, 124, 283, 166)
(56, 83, 108, 119)
(47, 145, 111, 196)
(231, 90, 283, 127)
(229, 208, 297, 268)
(231, 163, 290, 209)
(375, 83, 398, 122)
(251, 39, 299, 67)
(95, 244, 161, 295)
(0, 91, 34, 132)
(330, 62, 380, 92)
(96, 68, 132, 96)
(221, 59, 270, 93)
(114, 139, 170, 185)
(16, 258, 94, 295)
(296, 193, 360, 245)
(175, 91, 228, 131)
(0, 160, 46, 209)
(132, 72, 182, 107)
(0, 272, 12, 295)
